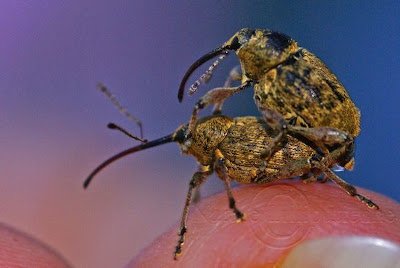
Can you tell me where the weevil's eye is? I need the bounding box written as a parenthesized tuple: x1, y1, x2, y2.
(174, 124, 188, 144)
(230, 28, 256, 50)
(228, 36, 240, 50)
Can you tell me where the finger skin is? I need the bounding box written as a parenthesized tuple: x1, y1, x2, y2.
(129, 181, 400, 267)
(0, 223, 71, 267)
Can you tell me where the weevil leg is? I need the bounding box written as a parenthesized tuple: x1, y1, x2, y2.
(302, 173, 328, 184)
(212, 66, 243, 114)
(301, 169, 322, 184)
(214, 149, 245, 221)
(191, 165, 209, 203)
(187, 80, 253, 137)
(286, 126, 358, 187)
(256, 107, 288, 175)
(320, 174, 329, 183)
(191, 187, 201, 204)
(309, 155, 379, 209)
(257, 108, 353, 178)
(174, 167, 213, 260)
(288, 125, 353, 154)
(302, 174, 318, 184)
(322, 167, 378, 209)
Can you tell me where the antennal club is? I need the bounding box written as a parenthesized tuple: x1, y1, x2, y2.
(107, 123, 148, 143)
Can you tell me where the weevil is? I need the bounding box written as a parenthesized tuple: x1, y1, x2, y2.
(84, 114, 377, 260)
(178, 28, 361, 178)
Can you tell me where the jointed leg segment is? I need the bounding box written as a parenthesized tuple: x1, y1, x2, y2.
(258, 107, 288, 161)
(212, 66, 243, 114)
(309, 153, 379, 209)
(187, 80, 253, 137)
(214, 150, 245, 221)
(174, 168, 213, 259)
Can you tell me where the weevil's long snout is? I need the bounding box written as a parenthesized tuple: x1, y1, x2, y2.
(177, 28, 256, 102)
(83, 133, 176, 189)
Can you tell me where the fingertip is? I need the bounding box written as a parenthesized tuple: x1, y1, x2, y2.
(0, 223, 71, 267)
(129, 181, 400, 267)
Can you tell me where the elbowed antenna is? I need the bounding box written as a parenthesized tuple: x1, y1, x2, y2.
(178, 46, 228, 102)
(188, 51, 229, 96)
(83, 133, 175, 189)
(97, 83, 145, 141)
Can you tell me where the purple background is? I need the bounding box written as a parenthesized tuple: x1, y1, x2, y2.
(1, 1, 399, 267)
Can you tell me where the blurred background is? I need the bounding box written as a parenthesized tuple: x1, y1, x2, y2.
(1, 1, 399, 267)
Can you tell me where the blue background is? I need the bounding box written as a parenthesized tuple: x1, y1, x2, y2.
(1, 1, 398, 267)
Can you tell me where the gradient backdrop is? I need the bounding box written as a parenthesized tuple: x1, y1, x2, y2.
(1, 1, 399, 267)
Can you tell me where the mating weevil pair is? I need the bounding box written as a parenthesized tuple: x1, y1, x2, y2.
(179, 28, 361, 176)
(84, 28, 378, 260)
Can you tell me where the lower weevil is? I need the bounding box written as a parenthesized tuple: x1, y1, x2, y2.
(84, 114, 378, 259)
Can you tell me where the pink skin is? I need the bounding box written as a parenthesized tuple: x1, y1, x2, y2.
(129, 181, 400, 267)
(0, 223, 71, 267)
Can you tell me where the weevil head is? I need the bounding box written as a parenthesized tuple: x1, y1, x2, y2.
(223, 28, 298, 80)
(178, 28, 298, 102)
(172, 123, 189, 150)
(173, 115, 234, 166)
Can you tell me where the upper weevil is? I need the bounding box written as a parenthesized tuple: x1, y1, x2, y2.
(177, 28, 360, 177)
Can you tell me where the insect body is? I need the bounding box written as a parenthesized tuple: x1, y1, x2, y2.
(178, 28, 360, 177)
(84, 114, 377, 260)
